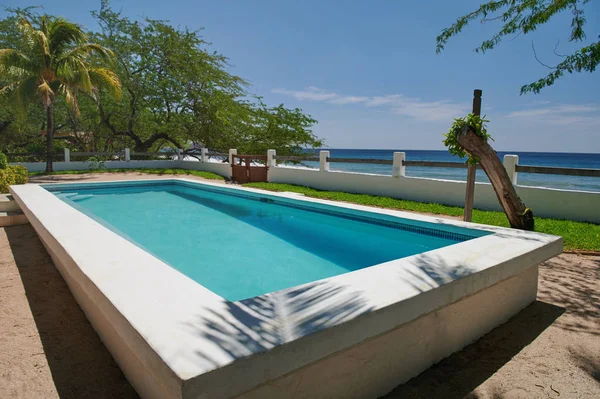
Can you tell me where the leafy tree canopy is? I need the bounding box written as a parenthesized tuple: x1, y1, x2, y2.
(0, 8, 47, 148)
(436, 0, 599, 94)
(0, 1, 322, 157)
(0, 6, 121, 171)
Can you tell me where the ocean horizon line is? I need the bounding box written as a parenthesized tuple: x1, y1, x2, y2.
(311, 148, 600, 155)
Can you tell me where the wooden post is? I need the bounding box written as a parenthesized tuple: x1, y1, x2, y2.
(464, 89, 481, 222)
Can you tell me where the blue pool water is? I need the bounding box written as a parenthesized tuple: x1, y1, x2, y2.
(47, 181, 485, 301)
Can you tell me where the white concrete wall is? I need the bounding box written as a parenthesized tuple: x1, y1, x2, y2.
(12, 158, 232, 178)
(268, 167, 600, 223)
(12, 150, 600, 223)
(12, 160, 176, 173)
(240, 265, 539, 399)
(516, 184, 600, 224)
(174, 160, 231, 178)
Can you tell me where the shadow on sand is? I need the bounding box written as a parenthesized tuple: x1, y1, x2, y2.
(5, 224, 138, 399)
(382, 300, 565, 399)
(28, 174, 101, 184)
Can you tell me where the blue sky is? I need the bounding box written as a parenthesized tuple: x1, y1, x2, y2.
(3, 0, 599, 152)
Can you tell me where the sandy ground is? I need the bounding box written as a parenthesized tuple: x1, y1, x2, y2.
(0, 173, 598, 398)
(27, 171, 232, 185)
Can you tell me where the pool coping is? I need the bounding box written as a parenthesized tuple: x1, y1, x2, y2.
(10, 178, 563, 398)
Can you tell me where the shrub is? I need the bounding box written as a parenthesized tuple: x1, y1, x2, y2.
(87, 155, 107, 170)
(0, 165, 28, 193)
(8, 165, 28, 185)
(0, 153, 7, 169)
(0, 169, 16, 193)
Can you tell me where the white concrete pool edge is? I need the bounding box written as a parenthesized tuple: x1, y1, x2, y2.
(10, 179, 563, 398)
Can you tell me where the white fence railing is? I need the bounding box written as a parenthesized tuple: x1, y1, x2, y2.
(11, 148, 600, 224)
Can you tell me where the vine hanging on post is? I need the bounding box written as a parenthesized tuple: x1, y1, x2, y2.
(443, 113, 491, 164)
(443, 112, 534, 231)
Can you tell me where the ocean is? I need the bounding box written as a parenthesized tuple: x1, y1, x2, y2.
(297, 149, 600, 192)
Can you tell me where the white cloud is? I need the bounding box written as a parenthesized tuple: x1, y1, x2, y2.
(526, 100, 551, 106)
(329, 95, 369, 105)
(364, 95, 402, 107)
(391, 100, 467, 121)
(271, 87, 468, 121)
(271, 87, 338, 102)
(507, 104, 600, 126)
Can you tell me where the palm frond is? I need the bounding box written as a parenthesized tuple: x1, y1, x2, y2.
(36, 79, 54, 107)
(48, 17, 88, 56)
(17, 17, 50, 59)
(59, 84, 80, 114)
(62, 43, 115, 63)
(13, 76, 39, 111)
(89, 67, 121, 99)
(2, 13, 120, 117)
(0, 49, 32, 78)
(0, 82, 17, 96)
(55, 56, 93, 93)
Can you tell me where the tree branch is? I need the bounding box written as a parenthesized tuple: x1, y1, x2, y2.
(142, 132, 183, 150)
(0, 118, 13, 135)
(532, 41, 555, 70)
(554, 40, 567, 57)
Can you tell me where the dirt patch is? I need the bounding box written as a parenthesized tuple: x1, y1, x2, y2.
(28, 171, 230, 185)
(384, 254, 600, 399)
(0, 225, 138, 399)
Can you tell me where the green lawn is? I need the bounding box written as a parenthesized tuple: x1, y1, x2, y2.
(244, 182, 600, 252)
(29, 168, 225, 181)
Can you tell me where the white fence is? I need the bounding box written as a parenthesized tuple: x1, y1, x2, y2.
(14, 160, 177, 173)
(267, 150, 600, 224)
(11, 148, 600, 223)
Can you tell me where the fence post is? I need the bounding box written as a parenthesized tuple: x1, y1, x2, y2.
(266, 149, 276, 183)
(319, 150, 330, 172)
(228, 149, 237, 179)
(503, 154, 519, 185)
(201, 148, 208, 163)
(177, 148, 183, 161)
(228, 149, 237, 164)
(267, 149, 276, 168)
(124, 148, 131, 162)
(64, 148, 70, 163)
(392, 152, 406, 177)
(464, 89, 482, 223)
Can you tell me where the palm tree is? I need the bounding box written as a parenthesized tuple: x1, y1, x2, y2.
(0, 15, 121, 172)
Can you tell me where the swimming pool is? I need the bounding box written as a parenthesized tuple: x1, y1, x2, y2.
(11, 178, 562, 399)
(48, 180, 487, 301)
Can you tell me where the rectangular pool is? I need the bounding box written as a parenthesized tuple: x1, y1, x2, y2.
(11, 178, 562, 399)
(47, 180, 487, 301)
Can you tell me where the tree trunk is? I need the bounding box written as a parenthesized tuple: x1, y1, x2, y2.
(458, 127, 534, 231)
(132, 143, 150, 153)
(45, 103, 54, 173)
(0, 118, 12, 135)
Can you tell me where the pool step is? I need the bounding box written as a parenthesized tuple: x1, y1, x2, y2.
(62, 193, 94, 201)
(0, 211, 28, 227)
(0, 194, 21, 212)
